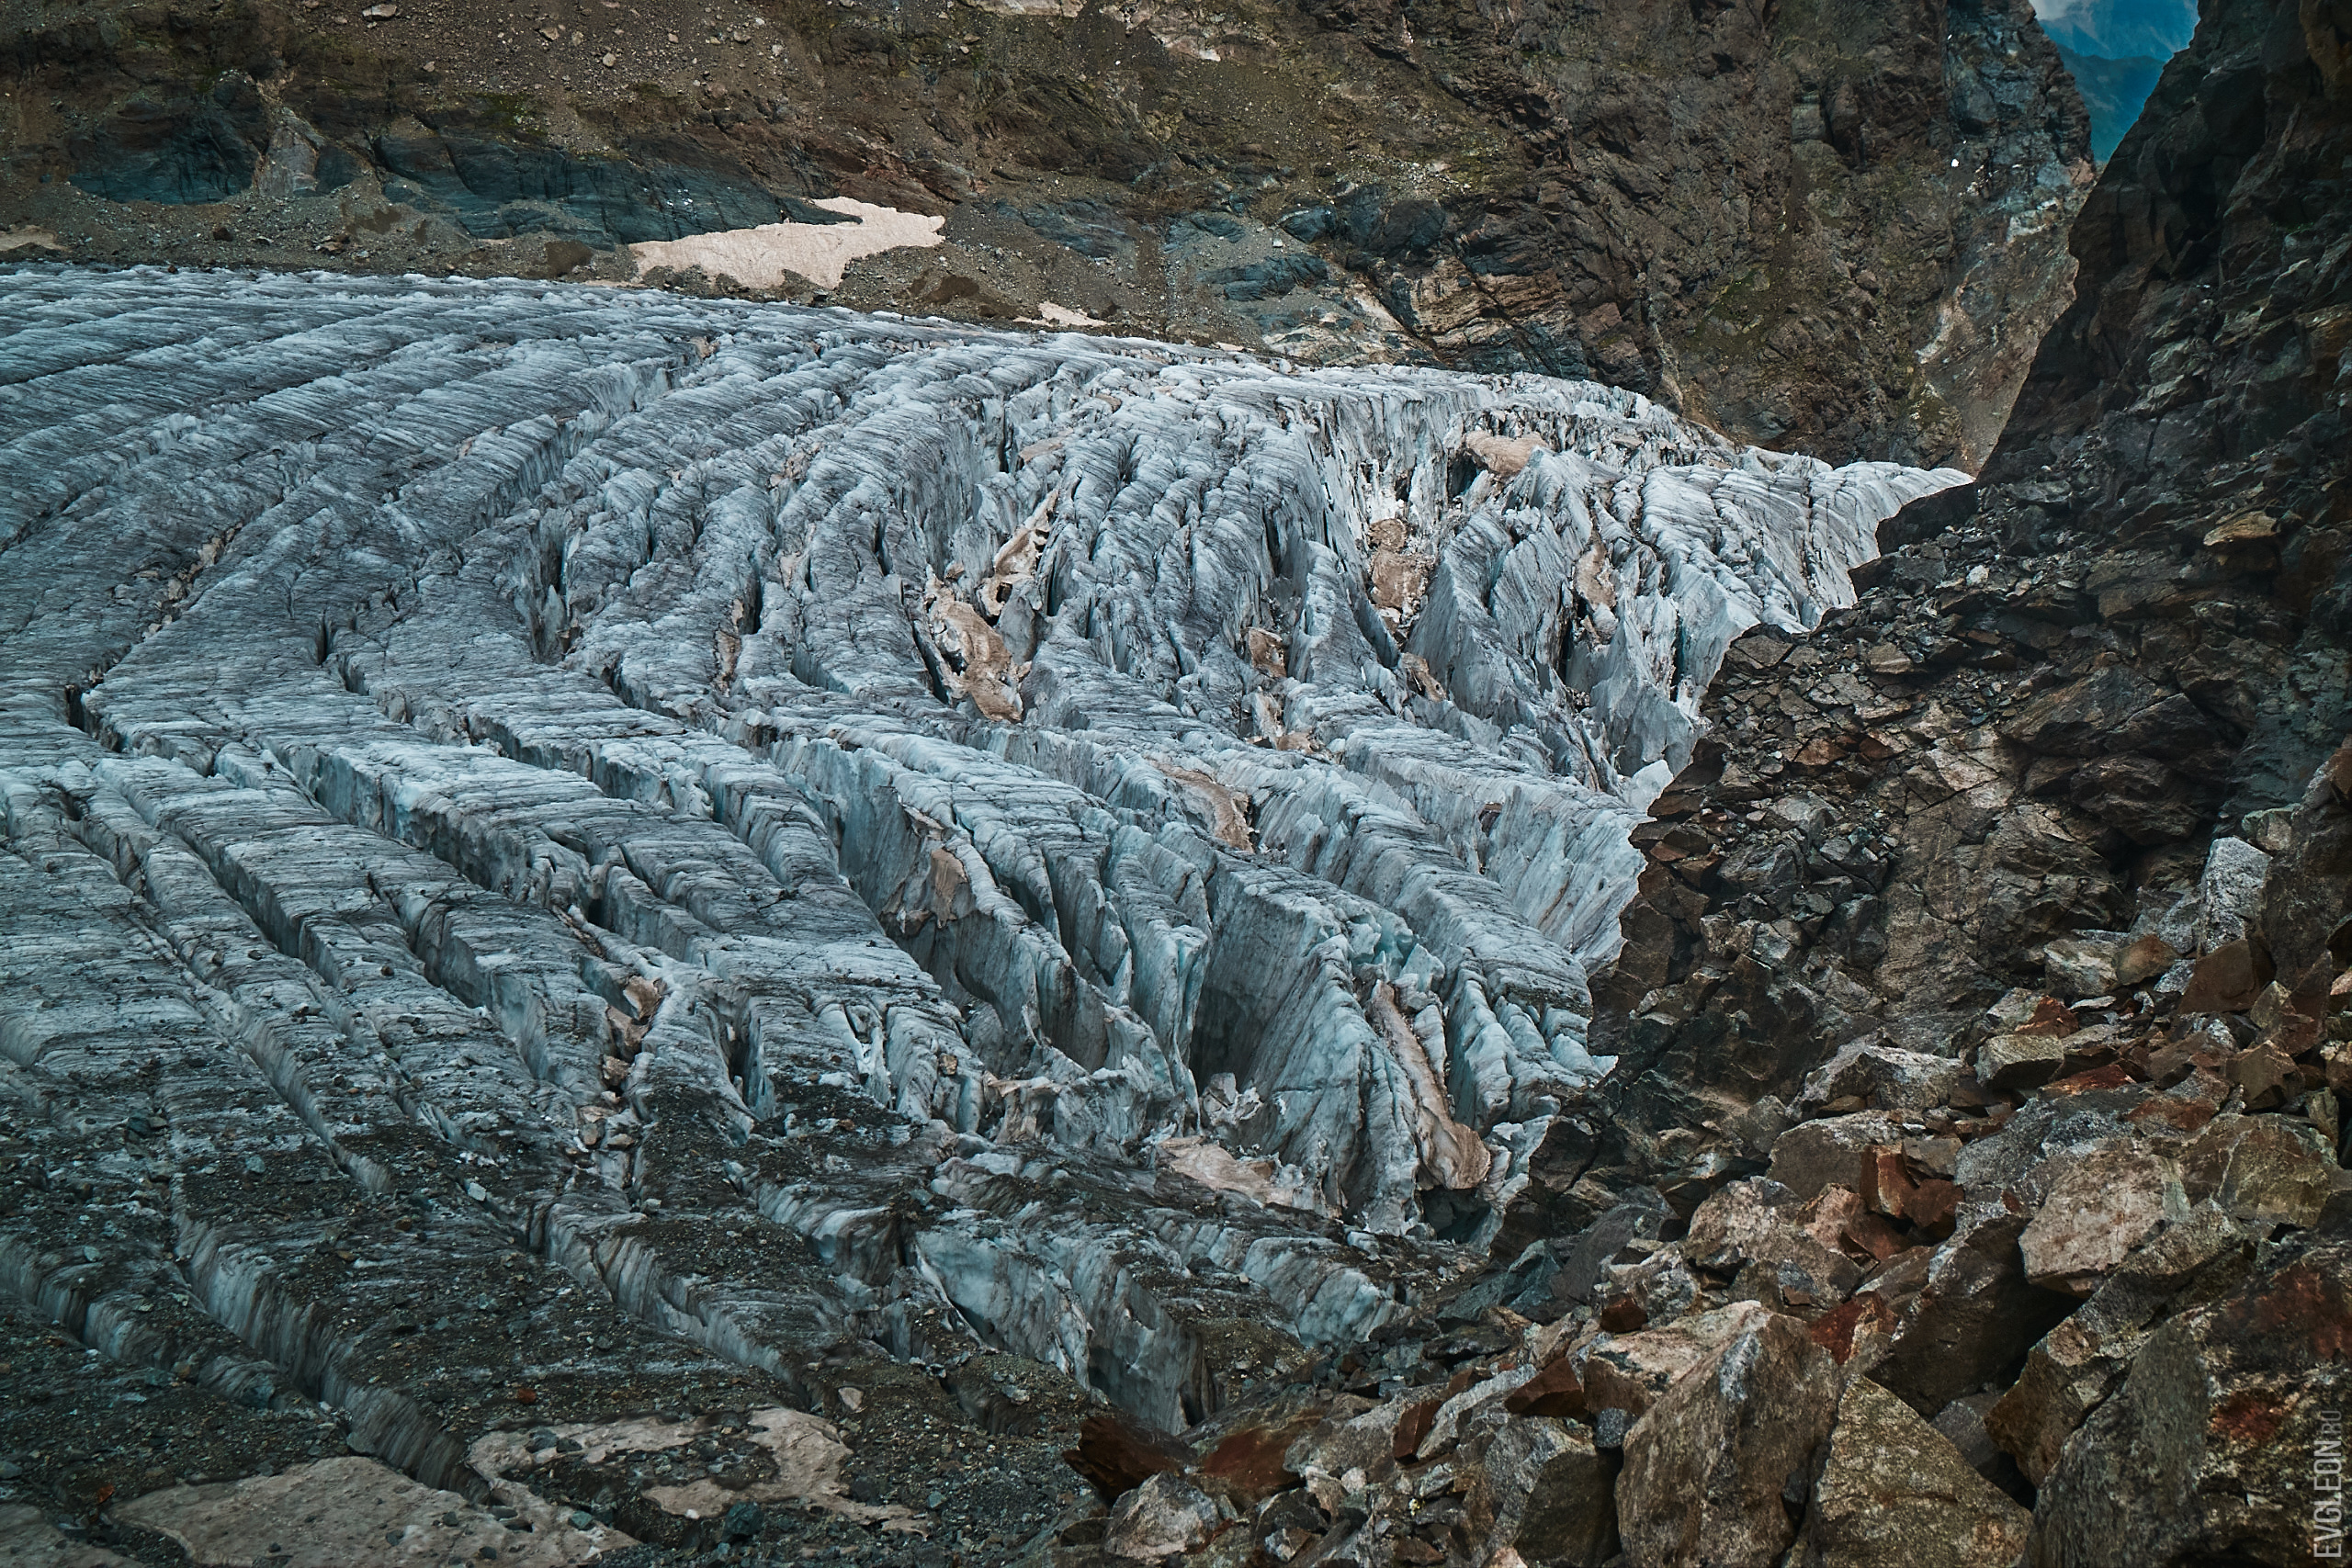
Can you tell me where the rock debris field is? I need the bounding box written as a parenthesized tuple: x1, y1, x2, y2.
(0, 266, 1955, 1563)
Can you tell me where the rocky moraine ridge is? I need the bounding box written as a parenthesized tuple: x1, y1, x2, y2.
(4, 3, 2351, 1568)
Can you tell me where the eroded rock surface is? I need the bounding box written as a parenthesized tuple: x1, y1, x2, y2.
(1511, 2, 2352, 1563)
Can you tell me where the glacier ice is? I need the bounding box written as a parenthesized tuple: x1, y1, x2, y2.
(0, 265, 1959, 1436)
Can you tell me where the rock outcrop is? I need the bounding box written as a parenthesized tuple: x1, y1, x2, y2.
(1493, 0, 2352, 1562)
(0, 0, 2093, 467)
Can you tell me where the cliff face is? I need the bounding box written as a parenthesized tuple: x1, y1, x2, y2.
(1598, 0, 2352, 1150)
(1985, 0, 2352, 808)
(1557, 0, 2351, 1559)
(0, 0, 2091, 467)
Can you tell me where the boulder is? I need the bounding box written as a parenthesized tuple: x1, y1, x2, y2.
(1768, 1112, 1910, 1200)
(1681, 1179, 1863, 1306)
(1803, 1377, 2031, 1568)
(2177, 1113, 2335, 1229)
(2114, 932, 2180, 987)
(1470, 1416, 1620, 1568)
(2067, 756, 2201, 845)
(1871, 1212, 2075, 1416)
(2178, 938, 2273, 1012)
(1553, 1194, 1669, 1305)
(2189, 835, 2274, 952)
(1417, 1363, 1542, 1459)
(1194, 1393, 1331, 1506)
(1103, 1472, 1222, 1561)
(2043, 933, 2122, 998)
(1856, 1144, 1959, 1235)
(1951, 1094, 2140, 1199)
(2017, 1145, 2188, 1295)
(1977, 1032, 2067, 1089)
(2256, 742, 2352, 979)
(1989, 1206, 2259, 1484)
(2223, 1035, 2305, 1110)
(2000, 668, 2164, 757)
(1794, 1042, 1964, 1115)
(2029, 1239, 2352, 1568)
(1504, 1356, 1589, 1419)
(1581, 1302, 1779, 1418)
(113, 1457, 616, 1568)
(1283, 1397, 1408, 1483)
(1616, 1311, 1839, 1567)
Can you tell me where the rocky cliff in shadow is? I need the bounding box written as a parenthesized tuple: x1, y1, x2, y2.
(1449, 0, 2348, 1562)
(1, 0, 2091, 468)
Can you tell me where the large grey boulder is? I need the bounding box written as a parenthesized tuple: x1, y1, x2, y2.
(2030, 1238, 2352, 1568)
(1802, 1377, 2031, 1568)
(1616, 1310, 1840, 1567)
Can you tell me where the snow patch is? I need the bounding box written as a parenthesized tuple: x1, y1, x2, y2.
(628, 198, 944, 290)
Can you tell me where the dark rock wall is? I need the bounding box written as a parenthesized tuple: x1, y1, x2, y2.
(1987, 0, 2352, 808)
(1588, 0, 2351, 1208)
(1524, 0, 2352, 1559)
(0, 0, 2093, 468)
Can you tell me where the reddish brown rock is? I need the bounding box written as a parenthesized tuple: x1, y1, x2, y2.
(1391, 1397, 1442, 1462)
(1809, 1292, 1905, 1364)
(1597, 1297, 1648, 1334)
(1503, 1358, 1588, 1420)
(1858, 1145, 1919, 1219)
(2178, 940, 2273, 1013)
(1804, 1377, 2032, 1568)
(1615, 1312, 1839, 1567)
(1197, 1420, 1310, 1506)
(2029, 1239, 2352, 1568)
(1064, 1412, 1194, 1504)
(2223, 1036, 2304, 1111)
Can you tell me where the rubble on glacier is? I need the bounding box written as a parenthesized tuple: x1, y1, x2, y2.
(0, 264, 1958, 1561)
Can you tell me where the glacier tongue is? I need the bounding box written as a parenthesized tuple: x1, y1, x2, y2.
(0, 266, 1960, 1434)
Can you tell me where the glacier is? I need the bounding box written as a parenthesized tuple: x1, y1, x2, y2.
(0, 266, 1960, 1447)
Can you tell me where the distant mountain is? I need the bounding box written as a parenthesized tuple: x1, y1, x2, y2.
(2031, 0, 2198, 61)
(2057, 45, 2169, 160)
